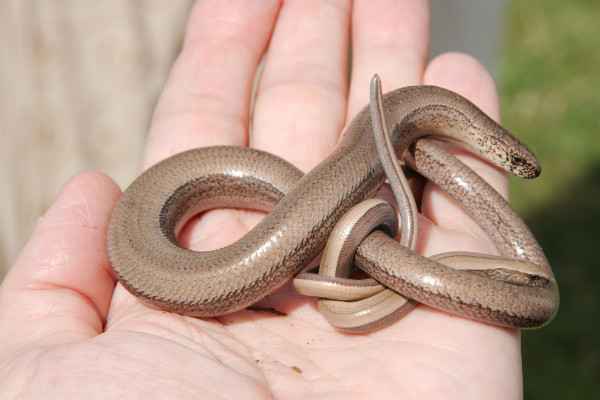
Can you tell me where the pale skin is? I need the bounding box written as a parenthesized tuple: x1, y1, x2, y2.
(0, 1, 523, 399)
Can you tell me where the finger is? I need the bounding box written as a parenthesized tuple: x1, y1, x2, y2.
(252, 0, 351, 172)
(421, 52, 506, 252)
(144, 0, 281, 168)
(348, 0, 430, 119)
(0, 172, 121, 346)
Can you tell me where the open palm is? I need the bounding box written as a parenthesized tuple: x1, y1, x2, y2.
(0, 1, 522, 399)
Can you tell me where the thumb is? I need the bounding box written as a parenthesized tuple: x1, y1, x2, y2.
(0, 172, 121, 347)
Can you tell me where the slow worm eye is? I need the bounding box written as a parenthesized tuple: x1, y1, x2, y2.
(510, 155, 526, 166)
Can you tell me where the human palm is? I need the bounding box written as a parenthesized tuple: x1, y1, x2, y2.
(0, 1, 522, 398)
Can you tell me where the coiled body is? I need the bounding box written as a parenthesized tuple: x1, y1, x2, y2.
(107, 85, 557, 327)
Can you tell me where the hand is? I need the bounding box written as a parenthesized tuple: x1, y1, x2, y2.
(0, 1, 522, 398)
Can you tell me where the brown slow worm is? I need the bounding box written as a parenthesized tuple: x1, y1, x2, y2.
(107, 77, 558, 328)
(293, 75, 558, 331)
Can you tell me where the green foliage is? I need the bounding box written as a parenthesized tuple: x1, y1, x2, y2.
(502, 0, 600, 213)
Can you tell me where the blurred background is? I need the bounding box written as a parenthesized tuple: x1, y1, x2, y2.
(0, 1, 598, 398)
(501, 2, 599, 398)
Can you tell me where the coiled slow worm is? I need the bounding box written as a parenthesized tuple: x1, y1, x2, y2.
(107, 76, 558, 330)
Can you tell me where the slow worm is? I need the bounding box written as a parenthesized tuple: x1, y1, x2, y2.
(294, 76, 558, 331)
(107, 76, 558, 329)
